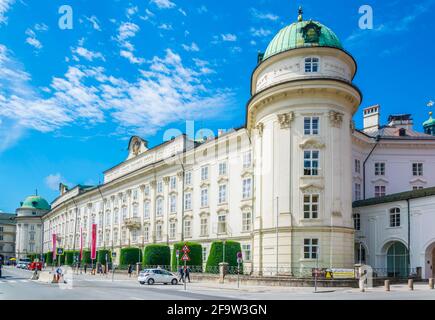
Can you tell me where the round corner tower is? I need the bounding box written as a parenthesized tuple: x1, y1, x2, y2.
(248, 9, 362, 274)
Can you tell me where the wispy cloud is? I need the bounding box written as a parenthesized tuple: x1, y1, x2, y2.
(45, 173, 71, 191)
(182, 42, 199, 52)
(0, 0, 14, 25)
(250, 27, 272, 37)
(85, 16, 101, 31)
(25, 25, 48, 50)
(72, 46, 105, 62)
(221, 33, 237, 42)
(250, 8, 279, 21)
(150, 0, 176, 9)
(116, 22, 144, 64)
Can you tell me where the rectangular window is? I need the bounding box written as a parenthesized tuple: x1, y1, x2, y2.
(132, 204, 138, 217)
(354, 183, 361, 201)
(200, 218, 208, 236)
(355, 159, 361, 174)
(304, 117, 319, 135)
(201, 166, 209, 181)
(242, 211, 252, 232)
(156, 198, 163, 216)
(305, 57, 319, 73)
(375, 162, 385, 176)
(201, 188, 209, 207)
(143, 226, 149, 242)
(303, 194, 319, 219)
(218, 162, 227, 176)
(184, 193, 192, 210)
(304, 150, 319, 176)
(121, 207, 127, 221)
(304, 238, 319, 259)
(170, 195, 177, 213)
(218, 184, 227, 204)
(412, 163, 423, 176)
(156, 224, 162, 241)
(243, 151, 252, 168)
(242, 178, 252, 199)
(133, 189, 138, 200)
(413, 186, 423, 190)
(218, 215, 227, 234)
(390, 208, 401, 227)
(144, 185, 150, 196)
(184, 220, 192, 238)
(169, 222, 176, 239)
(157, 181, 163, 193)
(242, 244, 251, 261)
(374, 185, 386, 198)
(353, 213, 361, 230)
(131, 230, 138, 242)
(170, 176, 177, 190)
(143, 202, 150, 219)
(185, 171, 192, 185)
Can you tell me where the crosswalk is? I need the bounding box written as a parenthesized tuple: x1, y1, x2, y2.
(0, 279, 31, 284)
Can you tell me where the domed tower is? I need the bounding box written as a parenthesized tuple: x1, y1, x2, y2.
(15, 195, 51, 260)
(423, 101, 435, 135)
(248, 8, 362, 274)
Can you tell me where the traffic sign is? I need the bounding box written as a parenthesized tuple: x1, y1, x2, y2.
(112, 252, 116, 257)
(237, 251, 242, 259)
(57, 248, 64, 256)
(181, 253, 190, 261)
(176, 250, 180, 258)
(182, 244, 190, 253)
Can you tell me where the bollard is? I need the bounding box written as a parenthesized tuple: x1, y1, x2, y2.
(429, 278, 434, 290)
(408, 279, 414, 291)
(384, 280, 390, 291)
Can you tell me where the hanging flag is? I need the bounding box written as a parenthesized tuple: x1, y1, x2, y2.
(91, 224, 97, 260)
(52, 233, 57, 260)
(79, 227, 83, 261)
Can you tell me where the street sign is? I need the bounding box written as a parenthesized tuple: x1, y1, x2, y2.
(181, 253, 190, 261)
(237, 257, 242, 264)
(176, 250, 180, 258)
(57, 248, 64, 256)
(182, 245, 190, 253)
(112, 252, 116, 257)
(237, 251, 242, 259)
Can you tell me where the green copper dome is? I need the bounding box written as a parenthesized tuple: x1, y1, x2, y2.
(423, 113, 435, 127)
(263, 20, 343, 61)
(21, 195, 51, 211)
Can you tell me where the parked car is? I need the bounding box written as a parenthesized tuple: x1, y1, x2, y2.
(28, 262, 43, 271)
(138, 268, 178, 285)
(16, 259, 31, 269)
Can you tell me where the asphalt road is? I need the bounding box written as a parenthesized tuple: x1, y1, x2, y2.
(1, 266, 435, 300)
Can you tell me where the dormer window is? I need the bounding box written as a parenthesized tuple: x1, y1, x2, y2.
(305, 57, 319, 73)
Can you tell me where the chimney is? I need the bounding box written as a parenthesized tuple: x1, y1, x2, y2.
(387, 114, 414, 130)
(363, 105, 380, 132)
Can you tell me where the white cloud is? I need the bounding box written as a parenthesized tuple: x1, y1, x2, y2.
(120, 50, 144, 64)
(85, 16, 101, 31)
(178, 8, 187, 16)
(25, 28, 43, 49)
(150, 0, 176, 9)
(182, 42, 199, 52)
(0, 0, 14, 24)
(72, 46, 105, 62)
(45, 173, 69, 191)
(126, 6, 138, 18)
(197, 5, 207, 14)
(221, 33, 237, 42)
(34, 23, 49, 31)
(250, 27, 272, 37)
(158, 23, 173, 31)
(116, 22, 143, 64)
(250, 8, 279, 21)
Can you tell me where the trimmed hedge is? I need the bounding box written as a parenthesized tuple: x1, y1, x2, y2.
(205, 241, 243, 273)
(120, 247, 142, 266)
(65, 251, 79, 265)
(81, 250, 91, 265)
(97, 249, 112, 264)
(58, 253, 66, 265)
(171, 242, 202, 272)
(143, 244, 170, 267)
(45, 252, 53, 265)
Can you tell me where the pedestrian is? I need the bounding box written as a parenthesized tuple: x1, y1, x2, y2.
(0, 262, 2, 278)
(128, 264, 133, 277)
(84, 263, 87, 274)
(185, 265, 191, 283)
(178, 266, 184, 283)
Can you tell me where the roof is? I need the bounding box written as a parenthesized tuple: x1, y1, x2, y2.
(353, 186, 435, 208)
(361, 126, 435, 139)
(423, 113, 435, 127)
(20, 195, 51, 211)
(263, 20, 342, 61)
(0, 212, 16, 225)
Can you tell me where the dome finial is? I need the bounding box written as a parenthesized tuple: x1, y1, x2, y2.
(428, 100, 434, 117)
(298, 6, 303, 22)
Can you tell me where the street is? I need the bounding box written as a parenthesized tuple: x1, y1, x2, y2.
(1, 266, 435, 300)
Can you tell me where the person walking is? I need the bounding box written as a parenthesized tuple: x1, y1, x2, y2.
(0, 262, 3, 278)
(128, 264, 133, 277)
(84, 263, 87, 274)
(178, 266, 184, 283)
(185, 265, 191, 283)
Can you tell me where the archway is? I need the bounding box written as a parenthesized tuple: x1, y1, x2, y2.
(386, 242, 408, 278)
(424, 242, 435, 279)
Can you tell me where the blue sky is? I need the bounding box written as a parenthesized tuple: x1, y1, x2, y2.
(0, 0, 434, 212)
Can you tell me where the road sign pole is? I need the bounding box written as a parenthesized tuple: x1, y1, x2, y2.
(184, 260, 187, 291)
(237, 262, 240, 289)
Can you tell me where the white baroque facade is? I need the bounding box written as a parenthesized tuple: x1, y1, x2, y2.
(17, 13, 435, 276)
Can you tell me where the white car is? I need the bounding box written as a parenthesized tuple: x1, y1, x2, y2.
(138, 268, 178, 285)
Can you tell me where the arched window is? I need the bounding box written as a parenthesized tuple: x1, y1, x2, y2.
(387, 242, 408, 278)
(389, 208, 401, 227)
(305, 57, 319, 73)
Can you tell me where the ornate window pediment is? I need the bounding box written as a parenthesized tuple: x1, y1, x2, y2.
(300, 183, 324, 193)
(409, 177, 427, 184)
(371, 177, 389, 184)
(299, 138, 325, 149)
(184, 186, 193, 193)
(241, 169, 253, 178)
(200, 181, 210, 188)
(240, 204, 252, 211)
(199, 210, 210, 217)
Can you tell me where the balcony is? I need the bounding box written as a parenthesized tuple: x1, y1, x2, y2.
(123, 217, 141, 229)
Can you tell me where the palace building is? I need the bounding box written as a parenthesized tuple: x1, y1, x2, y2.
(15, 10, 435, 277)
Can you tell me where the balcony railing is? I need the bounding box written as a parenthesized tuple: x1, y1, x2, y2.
(123, 217, 141, 229)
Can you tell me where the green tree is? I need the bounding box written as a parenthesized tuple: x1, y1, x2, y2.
(120, 247, 142, 266)
(205, 241, 243, 273)
(143, 244, 170, 267)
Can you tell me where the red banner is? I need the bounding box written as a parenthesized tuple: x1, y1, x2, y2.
(52, 233, 57, 260)
(91, 224, 97, 260)
(79, 227, 83, 261)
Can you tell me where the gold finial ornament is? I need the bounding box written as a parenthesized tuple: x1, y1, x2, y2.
(298, 6, 303, 22)
(428, 100, 434, 117)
